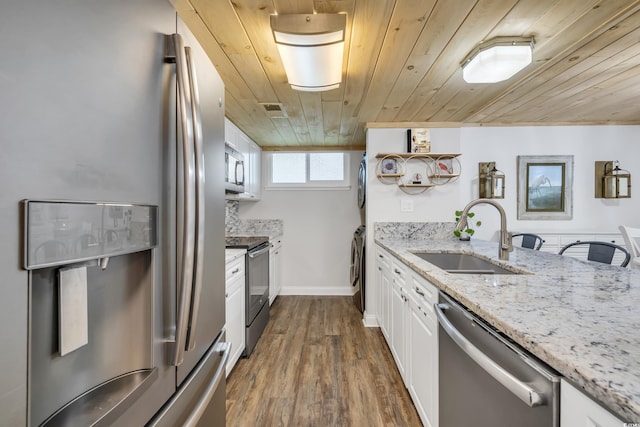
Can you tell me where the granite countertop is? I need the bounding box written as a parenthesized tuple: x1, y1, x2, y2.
(376, 236, 640, 422)
(226, 231, 282, 240)
(226, 219, 283, 241)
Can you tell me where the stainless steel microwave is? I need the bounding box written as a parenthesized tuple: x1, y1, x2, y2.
(225, 143, 245, 193)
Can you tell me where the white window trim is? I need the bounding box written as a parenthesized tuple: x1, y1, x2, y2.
(264, 151, 351, 190)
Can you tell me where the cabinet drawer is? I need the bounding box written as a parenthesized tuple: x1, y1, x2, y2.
(391, 260, 407, 283)
(225, 257, 245, 282)
(409, 272, 438, 317)
(270, 238, 282, 248)
(376, 248, 391, 269)
(559, 234, 593, 245)
(594, 234, 623, 246)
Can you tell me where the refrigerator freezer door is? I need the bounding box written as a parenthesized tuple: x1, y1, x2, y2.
(148, 334, 230, 427)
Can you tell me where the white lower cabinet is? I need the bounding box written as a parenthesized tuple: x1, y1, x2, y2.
(390, 264, 409, 381)
(269, 237, 283, 306)
(376, 244, 439, 427)
(408, 271, 438, 427)
(376, 246, 392, 341)
(560, 379, 624, 427)
(225, 253, 245, 377)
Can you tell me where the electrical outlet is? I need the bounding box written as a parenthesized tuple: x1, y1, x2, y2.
(400, 199, 414, 212)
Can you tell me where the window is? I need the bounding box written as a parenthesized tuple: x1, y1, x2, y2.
(266, 151, 351, 189)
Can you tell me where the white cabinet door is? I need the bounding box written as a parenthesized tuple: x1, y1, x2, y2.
(237, 132, 261, 200)
(225, 256, 245, 377)
(247, 139, 261, 200)
(391, 279, 407, 380)
(560, 379, 624, 427)
(225, 118, 262, 201)
(376, 246, 392, 341)
(269, 238, 283, 305)
(391, 259, 410, 382)
(408, 292, 438, 427)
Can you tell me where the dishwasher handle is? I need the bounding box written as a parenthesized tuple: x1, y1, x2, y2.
(434, 302, 545, 408)
(248, 245, 270, 258)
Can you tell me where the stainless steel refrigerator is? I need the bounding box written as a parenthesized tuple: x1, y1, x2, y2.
(0, 0, 228, 426)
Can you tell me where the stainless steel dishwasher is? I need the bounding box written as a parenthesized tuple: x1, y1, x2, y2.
(435, 292, 560, 427)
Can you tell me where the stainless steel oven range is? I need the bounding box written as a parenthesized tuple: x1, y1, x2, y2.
(225, 236, 270, 357)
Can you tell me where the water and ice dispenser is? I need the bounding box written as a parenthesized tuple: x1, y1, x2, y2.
(24, 200, 158, 426)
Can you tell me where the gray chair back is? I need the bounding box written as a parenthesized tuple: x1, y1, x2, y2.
(559, 241, 630, 267)
(512, 233, 543, 250)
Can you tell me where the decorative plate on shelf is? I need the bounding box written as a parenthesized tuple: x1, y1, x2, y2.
(381, 158, 397, 174)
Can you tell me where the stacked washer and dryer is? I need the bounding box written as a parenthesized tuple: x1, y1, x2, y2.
(350, 154, 367, 313)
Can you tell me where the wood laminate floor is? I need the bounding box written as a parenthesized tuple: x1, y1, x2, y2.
(226, 296, 422, 427)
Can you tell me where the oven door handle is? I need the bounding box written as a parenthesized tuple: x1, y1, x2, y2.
(248, 245, 270, 258)
(434, 302, 545, 408)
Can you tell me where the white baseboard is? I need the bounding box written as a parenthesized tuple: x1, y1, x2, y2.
(362, 310, 379, 328)
(279, 286, 354, 296)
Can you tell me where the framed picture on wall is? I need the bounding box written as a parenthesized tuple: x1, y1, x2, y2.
(407, 128, 431, 153)
(517, 155, 574, 220)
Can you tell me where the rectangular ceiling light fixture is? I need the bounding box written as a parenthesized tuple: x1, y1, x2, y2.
(270, 13, 346, 92)
(461, 37, 534, 83)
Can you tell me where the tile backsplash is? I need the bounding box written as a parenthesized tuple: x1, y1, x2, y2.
(375, 222, 456, 241)
(225, 200, 283, 237)
(225, 200, 240, 234)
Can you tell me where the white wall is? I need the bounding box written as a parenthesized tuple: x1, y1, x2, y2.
(459, 126, 640, 240)
(364, 125, 640, 324)
(238, 151, 364, 296)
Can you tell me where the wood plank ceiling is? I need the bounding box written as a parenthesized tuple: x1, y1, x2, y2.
(172, 0, 640, 150)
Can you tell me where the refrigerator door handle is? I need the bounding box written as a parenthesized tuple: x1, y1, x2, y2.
(170, 33, 197, 367)
(184, 45, 205, 352)
(183, 341, 231, 427)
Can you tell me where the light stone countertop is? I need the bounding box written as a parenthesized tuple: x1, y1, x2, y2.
(229, 219, 283, 241)
(226, 231, 282, 241)
(376, 236, 640, 422)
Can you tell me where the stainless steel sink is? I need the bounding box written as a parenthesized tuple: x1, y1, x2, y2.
(412, 252, 520, 275)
